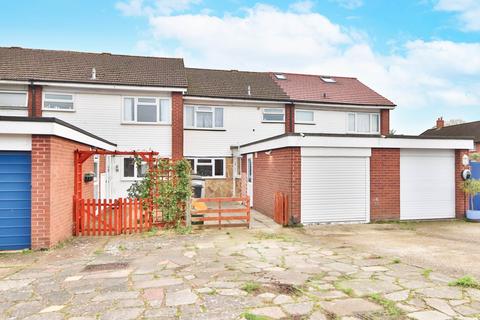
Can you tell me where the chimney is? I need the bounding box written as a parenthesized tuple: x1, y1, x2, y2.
(436, 117, 445, 129)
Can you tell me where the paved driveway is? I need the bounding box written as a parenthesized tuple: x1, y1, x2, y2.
(1, 222, 480, 320)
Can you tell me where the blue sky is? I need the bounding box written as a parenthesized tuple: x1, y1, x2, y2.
(1, 0, 479, 134)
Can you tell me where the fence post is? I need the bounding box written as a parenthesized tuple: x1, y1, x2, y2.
(185, 196, 192, 228)
(246, 196, 251, 229)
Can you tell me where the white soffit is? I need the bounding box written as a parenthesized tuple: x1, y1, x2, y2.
(0, 120, 115, 151)
(240, 135, 474, 154)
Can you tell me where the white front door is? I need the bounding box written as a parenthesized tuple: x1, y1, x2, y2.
(247, 154, 253, 206)
(93, 155, 100, 199)
(400, 149, 455, 220)
(301, 156, 370, 224)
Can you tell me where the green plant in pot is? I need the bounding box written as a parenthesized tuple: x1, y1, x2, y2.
(462, 179, 480, 221)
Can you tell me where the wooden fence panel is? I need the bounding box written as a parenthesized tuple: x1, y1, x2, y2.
(190, 196, 250, 229)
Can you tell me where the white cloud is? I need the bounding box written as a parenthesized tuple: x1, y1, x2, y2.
(330, 0, 363, 9)
(116, 0, 201, 16)
(289, 0, 315, 13)
(435, 0, 480, 31)
(118, 2, 480, 134)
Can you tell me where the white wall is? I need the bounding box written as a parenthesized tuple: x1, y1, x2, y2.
(0, 134, 31, 151)
(0, 84, 29, 117)
(41, 87, 172, 156)
(184, 103, 285, 157)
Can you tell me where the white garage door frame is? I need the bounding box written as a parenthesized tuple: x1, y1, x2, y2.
(400, 149, 456, 220)
(301, 147, 371, 224)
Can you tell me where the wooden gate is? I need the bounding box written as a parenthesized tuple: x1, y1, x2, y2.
(190, 197, 251, 228)
(74, 198, 152, 236)
(274, 192, 288, 226)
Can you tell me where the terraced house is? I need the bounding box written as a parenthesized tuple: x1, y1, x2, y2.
(0, 47, 474, 249)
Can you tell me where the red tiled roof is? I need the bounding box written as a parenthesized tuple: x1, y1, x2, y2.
(270, 73, 395, 106)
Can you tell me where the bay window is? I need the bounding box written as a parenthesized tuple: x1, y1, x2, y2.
(185, 106, 224, 129)
(122, 97, 171, 124)
(347, 112, 380, 134)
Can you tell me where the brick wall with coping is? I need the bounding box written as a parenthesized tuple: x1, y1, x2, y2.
(31, 135, 94, 249)
(370, 148, 400, 221)
(251, 148, 301, 223)
(172, 92, 184, 159)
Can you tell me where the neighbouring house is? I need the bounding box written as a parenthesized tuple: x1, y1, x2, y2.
(0, 47, 474, 250)
(421, 117, 480, 153)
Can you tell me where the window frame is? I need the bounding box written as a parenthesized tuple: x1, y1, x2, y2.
(262, 108, 285, 123)
(42, 92, 75, 112)
(295, 109, 315, 124)
(184, 105, 224, 130)
(0, 90, 28, 109)
(121, 157, 149, 181)
(187, 157, 226, 179)
(347, 112, 381, 134)
(122, 96, 171, 125)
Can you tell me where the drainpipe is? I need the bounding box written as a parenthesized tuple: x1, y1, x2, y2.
(29, 80, 35, 117)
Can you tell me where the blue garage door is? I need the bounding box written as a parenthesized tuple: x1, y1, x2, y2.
(0, 152, 31, 250)
(472, 161, 480, 211)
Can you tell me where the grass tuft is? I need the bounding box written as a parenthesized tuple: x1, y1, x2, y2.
(369, 293, 404, 318)
(422, 268, 432, 278)
(391, 258, 401, 264)
(242, 281, 261, 294)
(449, 276, 480, 289)
(241, 312, 271, 320)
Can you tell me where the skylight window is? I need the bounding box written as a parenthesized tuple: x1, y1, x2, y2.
(321, 76, 336, 83)
(274, 73, 286, 80)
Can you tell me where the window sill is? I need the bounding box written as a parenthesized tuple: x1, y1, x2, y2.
(120, 177, 144, 182)
(121, 122, 171, 126)
(42, 108, 75, 112)
(346, 131, 381, 135)
(0, 106, 28, 110)
(200, 176, 227, 180)
(261, 121, 285, 124)
(295, 122, 315, 125)
(184, 128, 226, 132)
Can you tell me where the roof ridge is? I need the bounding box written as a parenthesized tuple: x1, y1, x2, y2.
(186, 67, 269, 75)
(0, 46, 184, 61)
(271, 71, 358, 79)
(437, 120, 480, 129)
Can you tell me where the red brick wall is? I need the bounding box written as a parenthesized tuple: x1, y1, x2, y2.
(455, 149, 469, 219)
(31, 135, 94, 249)
(285, 104, 295, 133)
(380, 109, 390, 135)
(27, 85, 42, 117)
(172, 92, 184, 159)
(252, 148, 301, 223)
(370, 148, 400, 221)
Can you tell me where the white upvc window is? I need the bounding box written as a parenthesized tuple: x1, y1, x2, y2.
(295, 109, 314, 123)
(122, 157, 149, 180)
(187, 158, 225, 178)
(122, 97, 171, 124)
(347, 112, 380, 134)
(0, 91, 28, 108)
(185, 106, 224, 129)
(262, 108, 285, 122)
(43, 92, 74, 111)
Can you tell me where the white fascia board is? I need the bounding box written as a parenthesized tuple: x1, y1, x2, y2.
(294, 102, 395, 110)
(301, 147, 371, 157)
(0, 80, 31, 85)
(240, 135, 474, 154)
(0, 121, 115, 151)
(38, 81, 186, 93)
(0, 134, 32, 151)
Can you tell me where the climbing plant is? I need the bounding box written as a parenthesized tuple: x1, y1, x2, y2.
(127, 158, 192, 228)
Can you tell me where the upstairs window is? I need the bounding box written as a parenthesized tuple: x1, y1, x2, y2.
(262, 108, 284, 122)
(187, 158, 225, 178)
(43, 93, 74, 111)
(295, 110, 314, 123)
(347, 112, 380, 134)
(185, 106, 224, 129)
(0, 91, 27, 108)
(123, 97, 171, 124)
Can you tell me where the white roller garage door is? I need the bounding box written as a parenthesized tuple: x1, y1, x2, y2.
(400, 149, 455, 220)
(301, 155, 370, 224)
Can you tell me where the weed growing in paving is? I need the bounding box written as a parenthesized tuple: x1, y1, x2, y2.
(241, 312, 270, 320)
(391, 258, 401, 264)
(254, 232, 293, 242)
(449, 276, 480, 289)
(369, 293, 404, 318)
(422, 268, 432, 278)
(242, 281, 261, 294)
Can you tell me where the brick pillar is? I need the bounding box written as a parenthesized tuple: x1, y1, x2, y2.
(455, 149, 469, 219)
(370, 148, 400, 221)
(28, 85, 43, 117)
(31, 135, 51, 249)
(380, 109, 390, 135)
(285, 104, 295, 133)
(171, 92, 184, 159)
(290, 147, 301, 224)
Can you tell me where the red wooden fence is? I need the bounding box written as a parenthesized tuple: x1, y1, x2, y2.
(274, 192, 289, 226)
(191, 197, 250, 229)
(74, 198, 152, 236)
